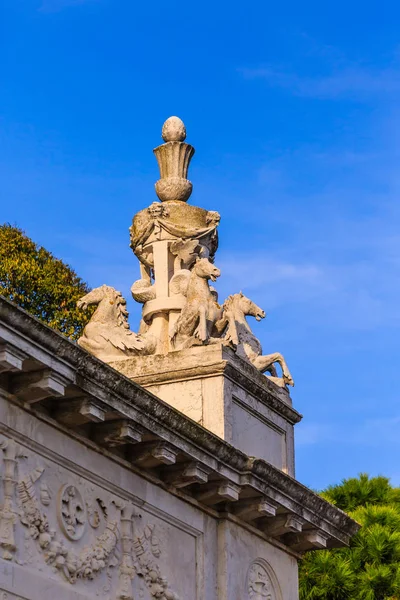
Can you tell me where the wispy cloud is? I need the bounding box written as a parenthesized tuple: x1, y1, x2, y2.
(218, 239, 400, 333)
(239, 65, 400, 100)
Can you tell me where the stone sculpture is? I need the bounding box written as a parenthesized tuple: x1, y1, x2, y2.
(170, 258, 221, 349)
(218, 293, 294, 386)
(77, 285, 156, 361)
(77, 116, 294, 387)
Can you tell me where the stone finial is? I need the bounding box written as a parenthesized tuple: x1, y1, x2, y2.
(153, 116, 195, 202)
(162, 116, 186, 142)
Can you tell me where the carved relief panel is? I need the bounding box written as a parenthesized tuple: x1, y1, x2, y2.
(0, 434, 198, 600)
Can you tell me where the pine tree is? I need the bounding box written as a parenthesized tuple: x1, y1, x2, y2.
(0, 224, 92, 339)
(299, 474, 400, 600)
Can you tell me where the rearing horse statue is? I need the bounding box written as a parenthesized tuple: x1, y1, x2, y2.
(77, 285, 156, 361)
(217, 292, 294, 387)
(170, 258, 221, 350)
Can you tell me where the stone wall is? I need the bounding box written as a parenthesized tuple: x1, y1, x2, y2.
(0, 392, 297, 600)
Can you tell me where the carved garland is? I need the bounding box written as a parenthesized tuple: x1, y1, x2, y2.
(0, 439, 179, 600)
(17, 467, 120, 584)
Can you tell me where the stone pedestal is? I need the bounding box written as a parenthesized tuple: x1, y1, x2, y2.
(110, 344, 302, 477)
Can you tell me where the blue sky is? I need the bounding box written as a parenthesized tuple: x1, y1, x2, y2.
(1, 0, 399, 490)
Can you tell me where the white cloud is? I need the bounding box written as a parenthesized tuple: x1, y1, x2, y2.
(239, 65, 400, 100)
(216, 247, 400, 333)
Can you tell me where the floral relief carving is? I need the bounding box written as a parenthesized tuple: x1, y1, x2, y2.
(39, 482, 52, 506)
(0, 442, 181, 599)
(17, 465, 120, 584)
(205, 210, 221, 226)
(86, 498, 106, 529)
(133, 521, 179, 600)
(170, 238, 201, 270)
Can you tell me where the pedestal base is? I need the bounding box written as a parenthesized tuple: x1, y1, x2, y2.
(110, 344, 302, 477)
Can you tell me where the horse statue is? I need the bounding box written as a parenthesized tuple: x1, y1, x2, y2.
(218, 292, 294, 387)
(76, 285, 156, 361)
(169, 258, 222, 350)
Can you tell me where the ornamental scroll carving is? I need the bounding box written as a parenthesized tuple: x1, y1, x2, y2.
(0, 439, 180, 599)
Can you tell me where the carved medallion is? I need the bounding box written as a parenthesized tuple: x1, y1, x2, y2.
(247, 560, 279, 600)
(57, 484, 86, 541)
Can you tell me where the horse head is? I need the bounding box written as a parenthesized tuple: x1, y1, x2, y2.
(193, 257, 221, 282)
(227, 292, 266, 321)
(76, 285, 111, 310)
(77, 285, 129, 328)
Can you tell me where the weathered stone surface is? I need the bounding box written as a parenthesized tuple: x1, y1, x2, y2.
(110, 344, 299, 475)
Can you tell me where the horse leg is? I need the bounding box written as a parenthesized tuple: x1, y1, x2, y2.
(223, 313, 239, 346)
(194, 306, 208, 342)
(213, 315, 228, 337)
(253, 352, 294, 386)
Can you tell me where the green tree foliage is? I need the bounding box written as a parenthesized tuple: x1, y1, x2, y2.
(300, 474, 400, 600)
(0, 224, 92, 339)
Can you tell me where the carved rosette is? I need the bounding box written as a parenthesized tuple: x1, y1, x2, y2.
(57, 484, 87, 541)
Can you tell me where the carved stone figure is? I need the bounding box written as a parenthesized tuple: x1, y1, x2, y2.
(170, 238, 201, 270)
(170, 258, 221, 349)
(218, 293, 294, 387)
(76, 116, 293, 388)
(77, 285, 156, 360)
